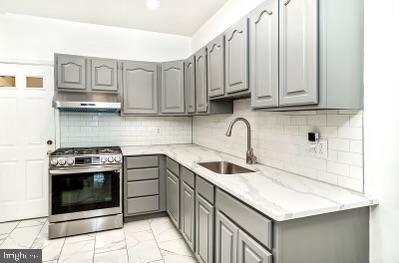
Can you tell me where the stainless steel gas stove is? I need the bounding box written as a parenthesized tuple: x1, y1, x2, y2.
(48, 146, 123, 239)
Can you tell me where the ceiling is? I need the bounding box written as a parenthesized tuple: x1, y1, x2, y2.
(1, 0, 228, 36)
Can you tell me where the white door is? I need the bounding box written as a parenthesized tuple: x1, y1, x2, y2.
(0, 63, 55, 222)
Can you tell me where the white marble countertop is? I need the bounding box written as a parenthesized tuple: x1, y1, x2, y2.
(121, 144, 377, 221)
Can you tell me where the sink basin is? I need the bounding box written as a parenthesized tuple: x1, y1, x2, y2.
(197, 161, 255, 174)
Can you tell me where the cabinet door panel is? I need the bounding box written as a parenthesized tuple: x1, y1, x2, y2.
(57, 55, 86, 90)
(238, 231, 272, 263)
(195, 194, 214, 263)
(225, 18, 249, 94)
(180, 182, 195, 250)
(215, 210, 238, 263)
(91, 59, 118, 92)
(195, 48, 208, 113)
(249, 0, 279, 108)
(166, 170, 180, 227)
(161, 61, 185, 114)
(207, 35, 225, 97)
(279, 0, 318, 106)
(185, 56, 196, 113)
(122, 62, 158, 114)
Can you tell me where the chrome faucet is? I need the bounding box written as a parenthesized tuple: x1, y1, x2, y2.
(225, 117, 257, 164)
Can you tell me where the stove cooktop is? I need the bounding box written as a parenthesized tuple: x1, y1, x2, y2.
(51, 146, 122, 157)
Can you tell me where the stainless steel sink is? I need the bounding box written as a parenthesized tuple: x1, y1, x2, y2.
(197, 161, 255, 174)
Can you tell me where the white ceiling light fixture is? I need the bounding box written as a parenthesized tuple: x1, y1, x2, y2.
(146, 0, 160, 10)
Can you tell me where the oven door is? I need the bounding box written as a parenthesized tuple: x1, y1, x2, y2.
(49, 166, 122, 222)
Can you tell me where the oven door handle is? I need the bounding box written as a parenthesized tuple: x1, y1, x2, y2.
(50, 166, 121, 175)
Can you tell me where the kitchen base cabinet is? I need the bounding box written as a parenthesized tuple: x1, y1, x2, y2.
(166, 169, 180, 228)
(195, 194, 214, 263)
(238, 231, 272, 263)
(215, 210, 238, 263)
(180, 181, 195, 250)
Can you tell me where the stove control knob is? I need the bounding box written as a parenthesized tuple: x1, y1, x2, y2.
(67, 158, 74, 165)
(115, 156, 121, 163)
(108, 156, 114, 162)
(58, 159, 66, 166)
(50, 159, 58, 166)
(101, 157, 107, 163)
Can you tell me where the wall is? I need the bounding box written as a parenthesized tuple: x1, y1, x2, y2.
(191, 0, 263, 52)
(364, 0, 399, 262)
(193, 99, 364, 192)
(59, 112, 192, 147)
(0, 13, 191, 63)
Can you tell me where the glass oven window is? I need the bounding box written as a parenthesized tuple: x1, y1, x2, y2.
(51, 170, 120, 215)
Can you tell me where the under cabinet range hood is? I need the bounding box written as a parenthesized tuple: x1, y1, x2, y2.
(53, 92, 122, 112)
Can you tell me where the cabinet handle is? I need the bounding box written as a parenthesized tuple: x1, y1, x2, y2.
(265, 10, 273, 15)
(284, 0, 292, 5)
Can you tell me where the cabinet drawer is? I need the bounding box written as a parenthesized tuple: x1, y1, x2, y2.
(216, 189, 272, 249)
(127, 180, 159, 197)
(196, 176, 214, 204)
(126, 156, 159, 169)
(127, 168, 159, 181)
(127, 195, 159, 214)
(166, 157, 179, 175)
(181, 166, 195, 188)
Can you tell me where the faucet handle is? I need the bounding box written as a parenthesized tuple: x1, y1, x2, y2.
(246, 148, 257, 164)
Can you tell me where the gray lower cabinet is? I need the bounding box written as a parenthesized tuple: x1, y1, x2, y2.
(279, 0, 318, 107)
(224, 17, 249, 94)
(166, 170, 180, 227)
(249, 0, 279, 109)
(185, 55, 196, 114)
(180, 181, 195, 249)
(122, 61, 158, 115)
(195, 193, 214, 263)
(237, 231, 272, 263)
(195, 47, 208, 113)
(207, 34, 225, 98)
(90, 58, 118, 92)
(161, 61, 185, 114)
(56, 54, 87, 91)
(215, 210, 238, 263)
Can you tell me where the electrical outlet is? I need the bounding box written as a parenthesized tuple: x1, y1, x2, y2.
(309, 139, 328, 159)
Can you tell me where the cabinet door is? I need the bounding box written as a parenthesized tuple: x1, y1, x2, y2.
(56, 55, 86, 90)
(185, 56, 196, 113)
(180, 181, 195, 250)
(161, 61, 185, 114)
(238, 231, 272, 263)
(249, 0, 279, 108)
(279, 0, 318, 106)
(166, 170, 180, 227)
(122, 61, 158, 114)
(195, 48, 208, 113)
(225, 18, 249, 94)
(215, 210, 238, 263)
(207, 35, 225, 97)
(195, 194, 214, 263)
(91, 59, 118, 92)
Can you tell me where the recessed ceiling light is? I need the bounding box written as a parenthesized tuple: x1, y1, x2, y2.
(146, 0, 160, 10)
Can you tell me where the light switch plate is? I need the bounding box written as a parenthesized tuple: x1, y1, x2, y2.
(309, 139, 328, 159)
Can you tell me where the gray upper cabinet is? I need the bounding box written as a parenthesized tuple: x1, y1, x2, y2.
(195, 194, 214, 263)
(195, 48, 208, 113)
(225, 17, 249, 94)
(161, 61, 185, 114)
(166, 170, 180, 228)
(207, 35, 225, 98)
(90, 58, 118, 92)
(185, 56, 196, 114)
(279, 0, 318, 107)
(249, 0, 279, 108)
(122, 61, 158, 115)
(180, 181, 195, 250)
(238, 230, 272, 263)
(215, 209, 238, 263)
(56, 54, 86, 91)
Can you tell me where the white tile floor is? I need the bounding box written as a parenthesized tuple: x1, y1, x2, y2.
(0, 216, 198, 263)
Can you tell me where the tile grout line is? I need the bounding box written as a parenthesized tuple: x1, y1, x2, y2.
(149, 218, 166, 263)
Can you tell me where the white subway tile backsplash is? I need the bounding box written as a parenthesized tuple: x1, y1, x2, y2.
(193, 99, 364, 192)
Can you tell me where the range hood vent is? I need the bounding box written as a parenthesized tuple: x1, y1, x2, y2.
(53, 92, 122, 113)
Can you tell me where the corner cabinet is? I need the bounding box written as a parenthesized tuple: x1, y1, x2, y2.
(249, 0, 279, 108)
(56, 54, 87, 91)
(185, 56, 196, 114)
(122, 61, 158, 115)
(195, 48, 208, 113)
(207, 34, 225, 98)
(161, 61, 185, 114)
(279, 0, 318, 106)
(90, 58, 118, 92)
(225, 17, 249, 95)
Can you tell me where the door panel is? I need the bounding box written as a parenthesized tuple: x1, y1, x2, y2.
(196, 194, 214, 263)
(249, 0, 279, 108)
(56, 55, 86, 90)
(122, 61, 158, 114)
(216, 210, 238, 263)
(185, 56, 196, 113)
(279, 0, 318, 106)
(166, 170, 180, 227)
(238, 230, 272, 263)
(207, 35, 225, 97)
(180, 182, 195, 249)
(0, 63, 55, 222)
(195, 48, 208, 113)
(91, 59, 118, 92)
(225, 18, 249, 94)
(161, 61, 185, 114)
